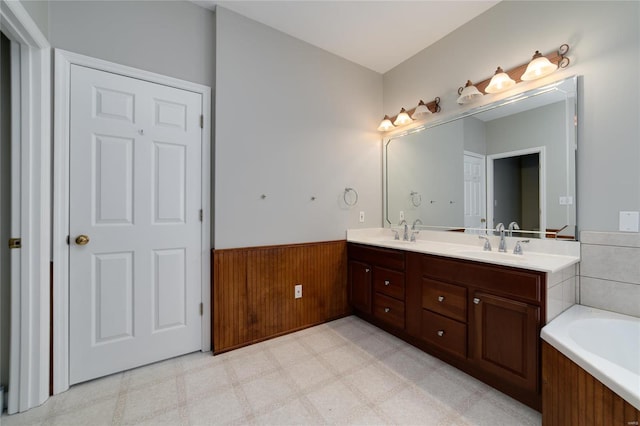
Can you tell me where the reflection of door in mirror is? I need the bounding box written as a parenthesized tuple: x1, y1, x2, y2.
(463, 152, 486, 231)
(493, 153, 540, 236)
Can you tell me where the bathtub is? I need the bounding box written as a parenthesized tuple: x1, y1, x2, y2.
(541, 304, 640, 410)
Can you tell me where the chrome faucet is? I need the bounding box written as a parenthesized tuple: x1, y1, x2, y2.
(508, 221, 520, 237)
(399, 220, 409, 241)
(478, 235, 492, 251)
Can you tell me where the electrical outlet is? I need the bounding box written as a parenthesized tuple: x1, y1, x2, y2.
(294, 284, 302, 299)
(399, 211, 405, 221)
(359, 211, 365, 223)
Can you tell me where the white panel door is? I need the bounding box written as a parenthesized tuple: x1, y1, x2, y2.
(69, 64, 202, 384)
(464, 153, 486, 231)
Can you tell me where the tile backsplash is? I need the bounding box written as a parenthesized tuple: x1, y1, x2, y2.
(579, 231, 640, 318)
(547, 264, 577, 322)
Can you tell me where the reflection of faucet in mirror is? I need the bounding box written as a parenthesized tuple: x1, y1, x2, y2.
(410, 219, 422, 242)
(495, 223, 507, 252)
(508, 221, 520, 237)
(399, 220, 409, 241)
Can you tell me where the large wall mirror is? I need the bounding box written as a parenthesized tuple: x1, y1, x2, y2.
(384, 76, 577, 240)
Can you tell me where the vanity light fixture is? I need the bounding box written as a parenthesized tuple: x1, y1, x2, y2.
(485, 66, 516, 94)
(457, 80, 484, 105)
(393, 108, 413, 126)
(377, 115, 395, 132)
(411, 100, 432, 119)
(377, 97, 441, 132)
(521, 44, 570, 81)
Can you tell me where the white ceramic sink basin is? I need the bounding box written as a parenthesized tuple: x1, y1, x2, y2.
(455, 250, 527, 261)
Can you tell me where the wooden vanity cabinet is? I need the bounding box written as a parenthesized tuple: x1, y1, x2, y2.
(348, 243, 546, 411)
(348, 244, 405, 330)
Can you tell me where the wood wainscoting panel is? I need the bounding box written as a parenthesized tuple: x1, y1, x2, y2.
(213, 240, 349, 352)
(542, 341, 639, 425)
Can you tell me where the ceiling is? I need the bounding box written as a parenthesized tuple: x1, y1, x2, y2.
(194, 1, 500, 74)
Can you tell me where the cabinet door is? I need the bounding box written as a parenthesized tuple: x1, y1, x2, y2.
(349, 260, 372, 314)
(470, 291, 539, 393)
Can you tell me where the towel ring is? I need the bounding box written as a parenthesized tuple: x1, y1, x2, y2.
(344, 187, 359, 207)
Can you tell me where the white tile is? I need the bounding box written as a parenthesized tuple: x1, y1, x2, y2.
(546, 282, 563, 322)
(51, 398, 118, 426)
(283, 357, 335, 391)
(306, 380, 366, 423)
(268, 338, 313, 367)
(343, 363, 405, 402)
(562, 276, 577, 311)
(240, 370, 296, 412)
(183, 362, 231, 401)
(581, 244, 640, 284)
(126, 357, 179, 390)
(580, 277, 640, 317)
(51, 372, 123, 414)
(378, 349, 436, 382)
(299, 329, 347, 354)
(319, 345, 370, 374)
(377, 386, 451, 425)
(580, 231, 640, 247)
(253, 397, 321, 426)
(188, 387, 246, 425)
(227, 350, 279, 382)
(121, 377, 179, 424)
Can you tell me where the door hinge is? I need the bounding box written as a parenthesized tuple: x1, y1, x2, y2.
(66, 235, 70, 245)
(199, 303, 203, 316)
(199, 209, 203, 222)
(8, 238, 21, 249)
(200, 115, 204, 129)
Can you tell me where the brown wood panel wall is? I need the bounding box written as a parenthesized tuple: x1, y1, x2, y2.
(213, 240, 349, 353)
(542, 341, 639, 425)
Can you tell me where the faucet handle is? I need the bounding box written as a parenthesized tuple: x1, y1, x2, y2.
(513, 240, 530, 255)
(478, 235, 492, 251)
(410, 230, 419, 242)
(393, 230, 400, 240)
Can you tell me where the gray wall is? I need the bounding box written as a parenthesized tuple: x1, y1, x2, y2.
(0, 30, 11, 394)
(383, 1, 640, 233)
(486, 102, 568, 230)
(18, 0, 48, 38)
(215, 7, 382, 249)
(48, 1, 215, 88)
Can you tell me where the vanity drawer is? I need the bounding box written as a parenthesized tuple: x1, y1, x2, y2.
(419, 254, 542, 304)
(421, 310, 466, 358)
(373, 293, 405, 329)
(422, 278, 467, 322)
(348, 243, 405, 271)
(373, 267, 405, 300)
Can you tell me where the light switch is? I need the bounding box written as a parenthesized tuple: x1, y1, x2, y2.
(619, 211, 639, 232)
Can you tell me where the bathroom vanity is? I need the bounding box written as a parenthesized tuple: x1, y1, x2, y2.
(347, 228, 580, 411)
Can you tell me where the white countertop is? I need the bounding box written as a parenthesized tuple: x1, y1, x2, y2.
(347, 228, 580, 273)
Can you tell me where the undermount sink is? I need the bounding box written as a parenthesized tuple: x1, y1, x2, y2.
(455, 250, 527, 261)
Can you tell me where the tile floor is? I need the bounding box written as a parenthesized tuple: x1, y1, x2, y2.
(2, 316, 541, 425)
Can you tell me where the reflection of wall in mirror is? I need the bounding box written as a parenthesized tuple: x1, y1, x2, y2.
(486, 101, 567, 231)
(387, 120, 464, 227)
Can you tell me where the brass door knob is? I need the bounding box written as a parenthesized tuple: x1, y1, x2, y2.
(75, 235, 90, 246)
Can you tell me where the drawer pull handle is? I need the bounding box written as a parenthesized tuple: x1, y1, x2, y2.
(437, 295, 445, 302)
(384, 280, 390, 286)
(473, 297, 481, 304)
(437, 330, 445, 337)
(384, 307, 390, 313)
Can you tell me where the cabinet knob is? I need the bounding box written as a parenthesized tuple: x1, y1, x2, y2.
(365, 268, 370, 273)
(473, 297, 481, 304)
(437, 295, 445, 302)
(384, 307, 390, 313)
(384, 280, 390, 286)
(437, 330, 445, 337)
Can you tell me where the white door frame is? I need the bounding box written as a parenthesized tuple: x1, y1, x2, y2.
(53, 49, 212, 394)
(1, 0, 51, 414)
(486, 146, 546, 236)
